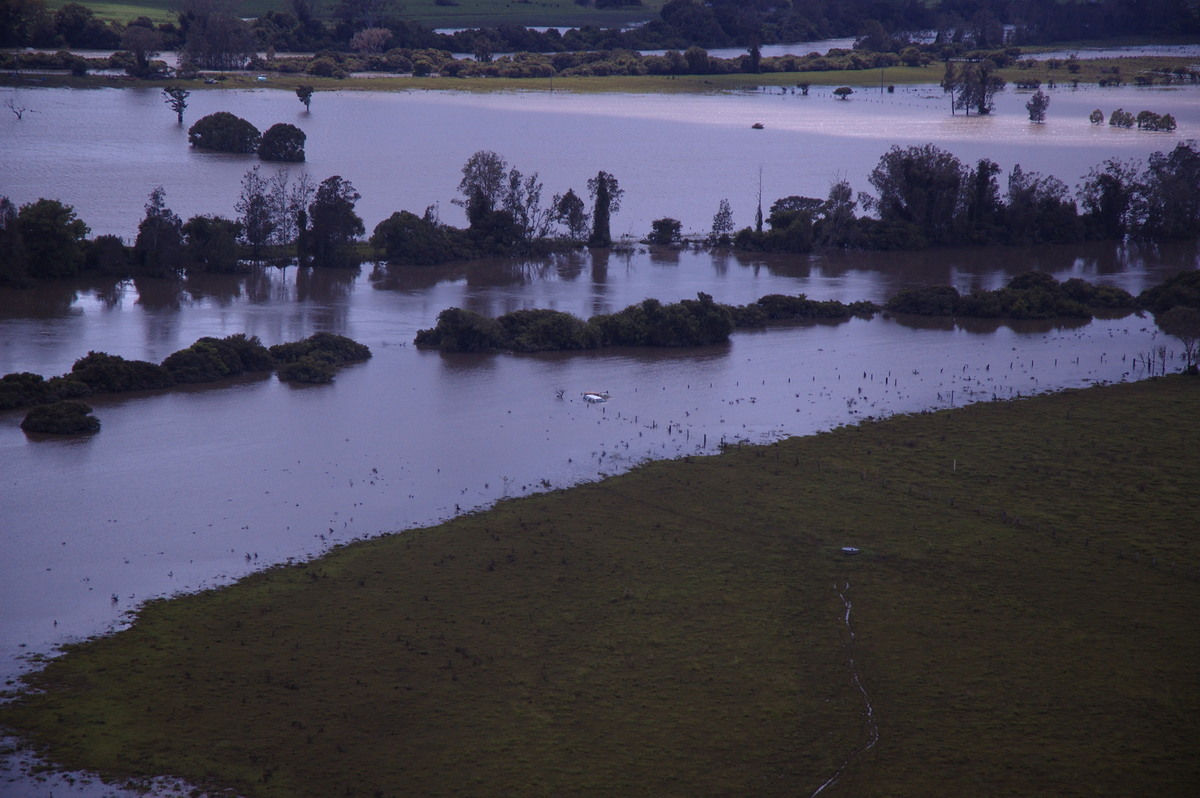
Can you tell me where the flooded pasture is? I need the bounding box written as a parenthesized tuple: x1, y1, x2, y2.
(1, 81, 1198, 796)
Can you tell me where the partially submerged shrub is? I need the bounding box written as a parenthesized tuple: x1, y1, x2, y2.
(268, 332, 372, 365)
(276, 355, 336, 384)
(162, 334, 273, 384)
(21, 400, 100, 434)
(70, 351, 173, 393)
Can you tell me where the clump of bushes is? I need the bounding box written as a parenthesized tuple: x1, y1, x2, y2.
(21, 401, 100, 434)
(731, 294, 878, 327)
(416, 292, 873, 353)
(591, 293, 735, 347)
(1139, 270, 1200, 314)
(0, 372, 88, 410)
(188, 114, 308, 163)
(187, 112, 261, 154)
(258, 123, 306, 162)
(69, 351, 173, 393)
(2, 333, 371, 422)
(163, 334, 274, 384)
(269, 332, 372, 383)
(885, 271, 1136, 320)
(276, 357, 337, 384)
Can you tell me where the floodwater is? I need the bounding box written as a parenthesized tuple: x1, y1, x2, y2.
(1, 83, 1198, 797)
(2, 82, 1198, 241)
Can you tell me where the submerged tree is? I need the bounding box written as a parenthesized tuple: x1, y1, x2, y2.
(133, 186, 183, 277)
(18, 198, 89, 279)
(308, 175, 364, 268)
(162, 85, 190, 125)
(1139, 140, 1200, 240)
(0, 197, 30, 286)
(551, 188, 589, 240)
(943, 59, 1005, 115)
(454, 150, 508, 225)
(866, 144, 965, 244)
(709, 198, 734, 246)
(188, 111, 260, 153)
(648, 217, 682, 245)
(296, 84, 314, 111)
(258, 123, 306, 162)
(1156, 306, 1200, 373)
(502, 167, 549, 241)
(1078, 158, 1141, 238)
(1026, 89, 1049, 123)
(235, 165, 274, 258)
(587, 170, 623, 248)
(182, 215, 243, 273)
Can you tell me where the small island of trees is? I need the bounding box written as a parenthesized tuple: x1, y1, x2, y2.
(413, 271, 1199, 358)
(188, 113, 307, 162)
(3, 332, 373, 434)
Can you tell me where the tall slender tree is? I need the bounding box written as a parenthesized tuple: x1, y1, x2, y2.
(587, 171, 623, 248)
(162, 86, 190, 125)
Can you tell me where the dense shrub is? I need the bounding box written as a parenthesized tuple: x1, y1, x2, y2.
(188, 112, 261, 154)
(0, 372, 54, 410)
(886, 285, 962, 315)
(162, 334, 273, 383)
(371, 211, 472, 265)
(497, 309, 601, 352)
(258, 123, 306, 162)
(21, 400, 100, 434)
(591, 293, 734, 347)
(70, 351, 173, 393)
(887, 272, 1127, 320)
(1139, 270, 1200, 314)
(748, 294, 876, 322)
(414, 308, 507, 353)
(276, 356, 336, 383)
(0, 372, 93, 410)
(268, 332, 372, 365)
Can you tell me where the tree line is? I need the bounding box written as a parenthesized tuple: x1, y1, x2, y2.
(414, 270, 1200, 354)
(4, 0, 1197, 63)
(3, 140, 1198, 289)
(728, 140, 1200, 254)
(0, 167, 365, 286)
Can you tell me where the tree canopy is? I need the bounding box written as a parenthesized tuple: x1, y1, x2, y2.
(258, 123, 307, 162)
(188, 111, 261, 154)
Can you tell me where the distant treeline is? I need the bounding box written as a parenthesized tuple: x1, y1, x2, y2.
(1, 332, 372, 412)
(3, 0, 1197, 65)
(413, 271, 1200, 353)
(5, 141, 1199, 289)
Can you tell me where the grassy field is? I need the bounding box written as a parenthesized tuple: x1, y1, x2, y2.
(5, 54, 1196, 96)
(2, 376, 1197, 797)
(43, 0, 667, 27)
